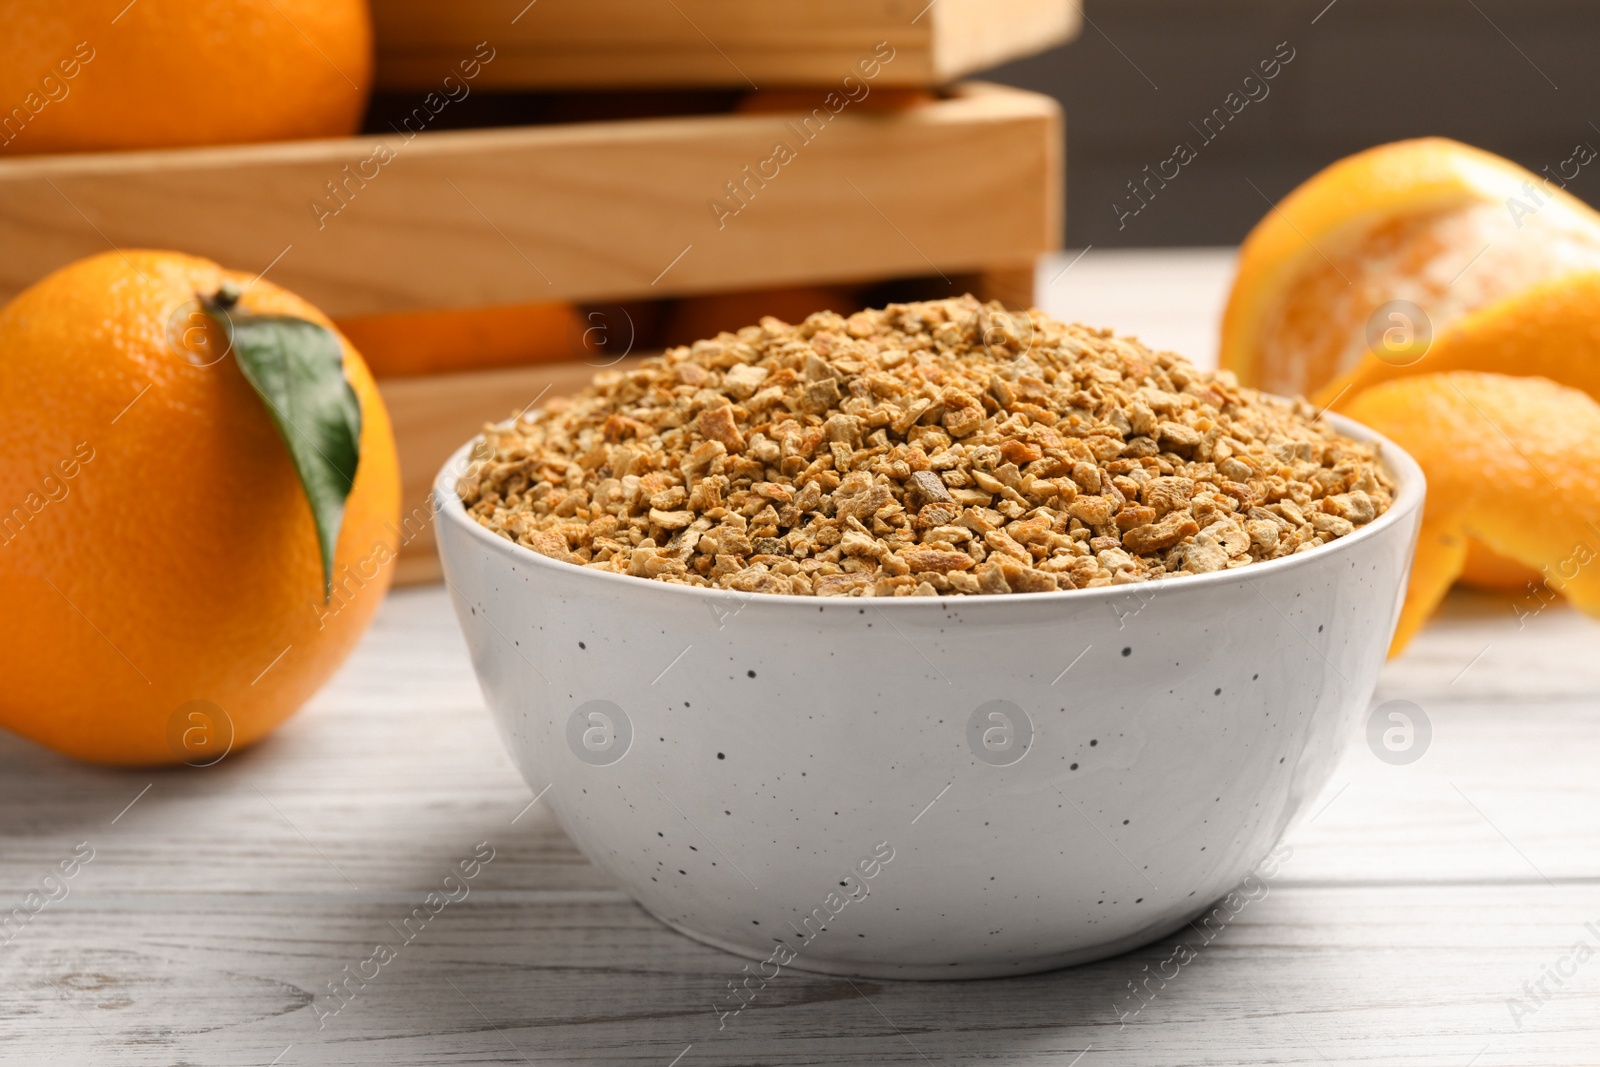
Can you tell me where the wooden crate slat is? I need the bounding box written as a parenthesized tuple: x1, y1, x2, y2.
(372, 0, 1079, 90)
(0, 83, 1060, 318)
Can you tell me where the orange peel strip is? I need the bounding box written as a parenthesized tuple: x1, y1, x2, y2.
(1344, 371, 1600, 654)
(1319, 269, 1600, 409)
(1223, 137, 1600, 400)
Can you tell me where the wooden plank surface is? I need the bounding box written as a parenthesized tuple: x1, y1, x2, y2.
(372, 0, 1080, 90)
(3, 585, 1596, 1065)
(3, 250, 1596, 1065)
(0, 82, 1060, 317)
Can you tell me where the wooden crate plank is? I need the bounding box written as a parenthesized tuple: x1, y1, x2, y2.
(0, 83, 1060, 317)
(372, 0, 1080, 90)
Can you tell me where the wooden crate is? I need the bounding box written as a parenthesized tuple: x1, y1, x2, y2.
(373, 0, 1079, 91)
(0, 83, 1059, 584)
(0, 83, 1057, 317)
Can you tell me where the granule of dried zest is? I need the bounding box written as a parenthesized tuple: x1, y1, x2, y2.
(458, 296, 1395, 597)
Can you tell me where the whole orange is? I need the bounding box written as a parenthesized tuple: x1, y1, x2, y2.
(0, 250, 400, 765)
(0, 0, 371, 155)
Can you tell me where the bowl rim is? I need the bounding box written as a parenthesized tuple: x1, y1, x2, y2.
(432, 407, 1425, 610)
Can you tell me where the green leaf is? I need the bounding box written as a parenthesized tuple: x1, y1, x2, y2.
(204, 288, 361, 600)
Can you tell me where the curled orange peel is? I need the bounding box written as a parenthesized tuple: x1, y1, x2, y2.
(1222, 137, 1600, 608)
(1317, 269, 1600, 409)
(1343, 372, 1600, 654)
(1223, 137, 1600, 402)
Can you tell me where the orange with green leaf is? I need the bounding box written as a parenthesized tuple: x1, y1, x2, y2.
(0, 250, 399, 764)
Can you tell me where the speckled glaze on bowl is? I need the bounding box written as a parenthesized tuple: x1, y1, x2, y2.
(434, 412, 1424, 979)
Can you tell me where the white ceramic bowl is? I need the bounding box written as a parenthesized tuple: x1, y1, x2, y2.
(435, 413, 1424, 979)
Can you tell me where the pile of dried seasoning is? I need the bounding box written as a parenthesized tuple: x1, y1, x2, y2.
(459, 296, 1393, 597)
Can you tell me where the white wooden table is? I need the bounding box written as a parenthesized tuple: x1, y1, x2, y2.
(4, 251, 1597, 1066)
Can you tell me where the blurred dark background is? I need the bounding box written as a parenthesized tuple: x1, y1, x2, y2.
(981, 0, 1600, 247)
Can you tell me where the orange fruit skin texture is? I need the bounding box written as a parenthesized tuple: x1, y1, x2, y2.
(1362, 271, 1600, 593)
(1344, 373, 1600, 655)
(335, 302, 586, 379)
(1459, 540, 1538, 589)
(0, 251, 400, 765)
(1326, 269, 1600, 413)
(0, 0, 371, 155)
